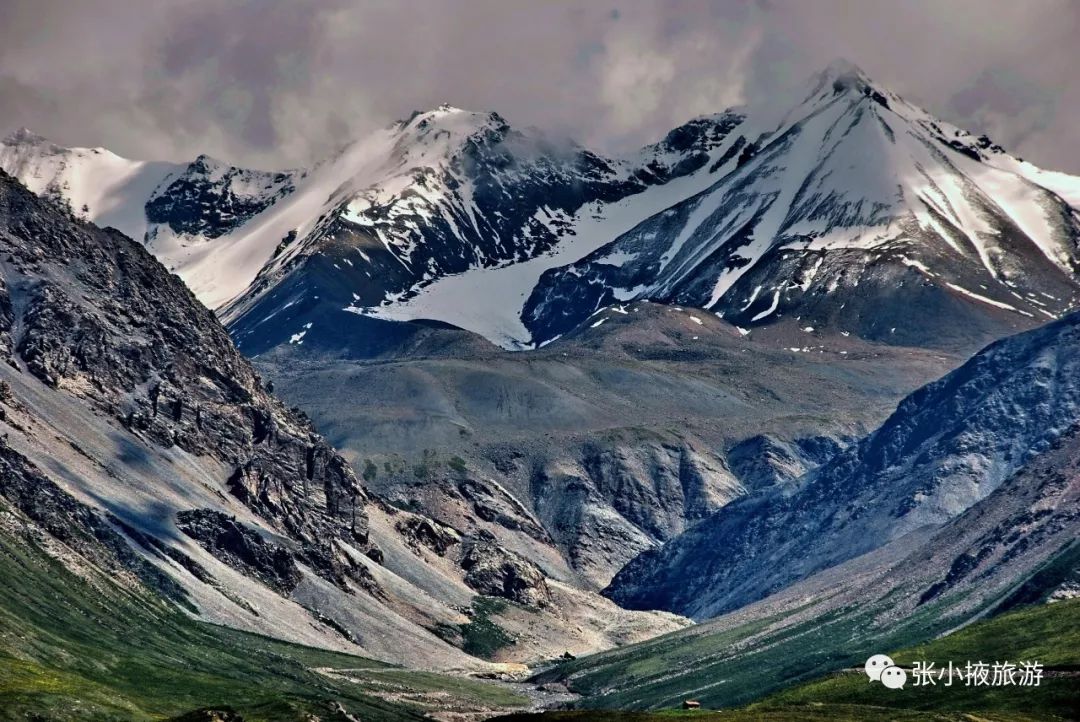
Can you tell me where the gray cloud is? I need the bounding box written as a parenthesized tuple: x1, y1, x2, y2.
(1, 0, 1077, 173)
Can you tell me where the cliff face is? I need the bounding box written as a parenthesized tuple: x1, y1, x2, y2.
(0, 170, 419, 662)
(0, 171, 689, 667)
(605, 310, 1080, 619)
(0, 169, 368, 554)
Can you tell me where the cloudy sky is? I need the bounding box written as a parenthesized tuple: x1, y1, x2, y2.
(2, 0, 1077, 172)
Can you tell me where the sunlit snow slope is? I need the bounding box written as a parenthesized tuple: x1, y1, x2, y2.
(524, 61, 1080, 349)
(0, 107, 747, 352)
(4, 61, 1079, 353)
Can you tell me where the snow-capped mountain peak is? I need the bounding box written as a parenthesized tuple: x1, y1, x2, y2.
(812, 58, 875, 92)
(3, 126, 54, 147)
(521, 63, 1080, 349)
(388, 105, 506, 158)
(0, 127, 184, 241)
(220, 104, 744, 352)
(4, 63, 1079, 355)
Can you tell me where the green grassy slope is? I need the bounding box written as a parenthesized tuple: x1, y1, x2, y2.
(763, 597, 1080, 720)
(0, 526, 525, 721)
(541, 592, 970, 710)
(491, 598, 1080, 722)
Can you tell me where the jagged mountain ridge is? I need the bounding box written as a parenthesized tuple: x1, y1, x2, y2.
(605, 307, 1080, 619)
(0, 170, 688, 670)
(224, 107, 747, 353)
(1, 107, 747, 353)
(523, 61, 1080, 350)
(5, 62, 1077, 355)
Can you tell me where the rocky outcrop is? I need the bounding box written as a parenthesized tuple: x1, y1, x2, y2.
(461, 540, 552, 608)
(174, 508, 382, 599)
(606, 311, 1080, 619)
(395, 515, 461, 556)
(176, 509, 302, 595)
(0, 170, 369, 559)
(456, 478, 549, 542)
(531, 435, 745, 586)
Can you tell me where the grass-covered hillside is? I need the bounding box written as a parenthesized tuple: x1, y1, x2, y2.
(492, 598, 1080, 722)
(0, 521, 525, 721)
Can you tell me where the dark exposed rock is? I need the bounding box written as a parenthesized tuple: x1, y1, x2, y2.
(175, 508, 383, 598)
(0, 274, 14, 362)
(395, 515, 461, 556)
(457, 478, 548, 541)
(109, 514, 266, 615)
(655, 114, 743, 156)
(0, 168, 393, 639)
(461, 540, 552, 608)
(0, 169, 370, 566)
(709, 135, 747, 173)
(176, 509, 302, 595)
(145, 155, 295, 239)
(944, 138, 983, 162)
(305, 606, 359, 644)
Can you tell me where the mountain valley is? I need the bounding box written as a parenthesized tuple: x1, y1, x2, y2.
(1, 56, 1078, 721)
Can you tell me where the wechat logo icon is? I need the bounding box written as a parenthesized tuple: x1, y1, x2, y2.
(864, 654, 894, 681)
(865, 654, 906, 689)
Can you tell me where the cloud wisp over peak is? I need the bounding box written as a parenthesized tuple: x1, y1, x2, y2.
(1, 0, 1077, 173)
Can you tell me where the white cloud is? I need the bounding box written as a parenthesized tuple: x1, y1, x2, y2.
(0, 0, 1077, 173)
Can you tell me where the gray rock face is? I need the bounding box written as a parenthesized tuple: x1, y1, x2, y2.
(176, 509, 304, 595)
(530, 436, 745, 586)
(395, 515, 461, 556)
(455, 478, 550, 542)
(176, 508, 383, 597)
(523, 64, 1080, 351)
(0, 168, 371, 590)
(725, 434, 848, 491)
(461, 540, 552, 608)
(606, 311, 1080, 618)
